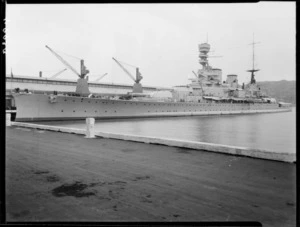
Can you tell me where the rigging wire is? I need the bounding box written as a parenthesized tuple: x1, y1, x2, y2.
(223, 42, 261, 51)
(53, 48, 82, 60)
(116, 59, 138, 68)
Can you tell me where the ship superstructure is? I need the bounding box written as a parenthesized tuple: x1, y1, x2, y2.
(174, 39, 268, 103)
(11, 40, 292, 122)
(197, 43, 222, 83)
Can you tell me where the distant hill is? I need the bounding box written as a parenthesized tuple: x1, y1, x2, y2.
(257, 80, 296, 104)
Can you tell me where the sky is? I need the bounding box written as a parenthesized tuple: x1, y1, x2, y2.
(6, 2, 295, 87)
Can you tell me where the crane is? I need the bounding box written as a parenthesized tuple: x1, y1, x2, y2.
(112, 57, 143, 83)
(45, 45, 91, 95)
(49, 68, 67, 79)
(93, 73, 108, 82)
(112, 57, 143, 93)
(45, 45, 89, 79)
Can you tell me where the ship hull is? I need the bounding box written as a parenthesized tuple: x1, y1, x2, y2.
(12, 93, 292, 122)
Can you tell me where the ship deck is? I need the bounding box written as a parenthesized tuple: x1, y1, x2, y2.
(5, 126, 296, 226)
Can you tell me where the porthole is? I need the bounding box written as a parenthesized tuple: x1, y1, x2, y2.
(73, 110, 75, 112)
(61, 110, 64, 112)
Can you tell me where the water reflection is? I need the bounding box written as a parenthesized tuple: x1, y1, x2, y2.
(38, 109, 296, 154)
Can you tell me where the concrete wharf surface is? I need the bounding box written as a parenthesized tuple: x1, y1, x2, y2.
(6, 126, 296, 226)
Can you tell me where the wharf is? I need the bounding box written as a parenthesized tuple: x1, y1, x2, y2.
(5, 126, 296, 226)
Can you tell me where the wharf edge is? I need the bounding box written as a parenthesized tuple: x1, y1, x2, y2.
(10, 121, 296, 163)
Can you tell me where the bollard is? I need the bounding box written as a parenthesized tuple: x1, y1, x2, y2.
(85, 118, 95, 138)
(6, 113, 11, 126)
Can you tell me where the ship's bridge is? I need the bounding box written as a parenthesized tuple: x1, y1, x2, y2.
(198, 68, 222, 82)
(198, 43, 210, 53)
(199, 59, 208, 64)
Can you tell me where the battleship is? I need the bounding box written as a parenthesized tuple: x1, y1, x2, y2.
(11, 42, 292, 122)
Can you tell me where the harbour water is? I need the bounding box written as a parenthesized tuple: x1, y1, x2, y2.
(38, 108, 296, 154)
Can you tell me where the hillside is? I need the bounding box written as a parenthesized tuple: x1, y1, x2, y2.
(257, 80, 296, 104)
